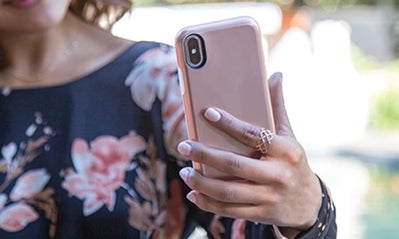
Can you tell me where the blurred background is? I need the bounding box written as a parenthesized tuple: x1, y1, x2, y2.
(112, 1, 399, 238)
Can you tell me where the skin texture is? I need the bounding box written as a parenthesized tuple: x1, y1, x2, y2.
(0, 0, 70, 33)
(1, 1, 323, 237)
(0, 0, 132, 89)
(178, 72, 322, 238)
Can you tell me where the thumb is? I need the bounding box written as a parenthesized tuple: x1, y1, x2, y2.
(268, 72, 295, 137)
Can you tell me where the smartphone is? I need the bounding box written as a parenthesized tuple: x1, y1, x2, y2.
(175, 16, 275, 178)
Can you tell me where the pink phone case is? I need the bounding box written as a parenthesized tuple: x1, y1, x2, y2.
(175, 16, 275, 178)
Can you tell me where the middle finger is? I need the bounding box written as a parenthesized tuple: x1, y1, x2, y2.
(177, 140, 287, 184)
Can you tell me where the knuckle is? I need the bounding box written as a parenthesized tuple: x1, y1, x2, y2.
(226, 153, 242, 173)
(276, 169, 293, 186)
(255, 199, 280, 222)
(240, 125, 258, 144)
(283, 170, 295, 186)
(217, 204, 229, 217)
(224, 116, 235, 130)
(219, 186, 236, 201)
(259, 190, 272, 204)
(262, 188, 280, 205)
(283, 144, 305, 165)
(256, 208, 268, 222)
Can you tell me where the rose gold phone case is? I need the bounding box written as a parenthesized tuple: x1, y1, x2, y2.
(175, 16, 275, 178)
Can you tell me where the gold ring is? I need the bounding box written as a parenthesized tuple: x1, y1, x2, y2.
(256, 128, 274, 154)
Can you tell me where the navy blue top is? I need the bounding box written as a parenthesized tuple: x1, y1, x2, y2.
(0, 42, 197, 239)
(0, 41, 336, 239)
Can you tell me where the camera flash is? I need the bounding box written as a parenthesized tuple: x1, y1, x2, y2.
(191, 48, 197, 54)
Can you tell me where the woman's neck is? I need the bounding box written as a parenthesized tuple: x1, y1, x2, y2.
(0, 13, 77, 76)
(0, 11, 133, 88)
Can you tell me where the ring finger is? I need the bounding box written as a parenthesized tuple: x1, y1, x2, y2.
(179, 167, 274, 204)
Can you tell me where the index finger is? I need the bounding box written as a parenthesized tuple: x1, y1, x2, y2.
(268, 72, 295, 137)
(202, 107, 268, 152)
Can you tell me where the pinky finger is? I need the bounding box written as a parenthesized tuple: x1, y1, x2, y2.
(187, 191, 267, 222)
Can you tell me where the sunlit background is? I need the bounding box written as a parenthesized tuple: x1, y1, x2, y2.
(112, 1, 399, 238)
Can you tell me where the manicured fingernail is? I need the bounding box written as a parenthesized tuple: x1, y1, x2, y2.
(178, 141, 192, 157)
(186, 191, 196, 203)
(204, 108, 221, 122)
(269, 72, 283, 81)
(179, 167, 192, 181)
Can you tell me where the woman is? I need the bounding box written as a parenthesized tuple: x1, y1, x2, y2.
(0, 0, 336, 238)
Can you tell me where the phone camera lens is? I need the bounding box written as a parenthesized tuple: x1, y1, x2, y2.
(184, 34, 206, 68)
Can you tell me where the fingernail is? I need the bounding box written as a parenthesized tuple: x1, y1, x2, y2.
(269, 72, 282, 81)
(177, 141, 192, 157)
(204, 108, 221, 122)
(186, 191, 196, 203)
(179, 167, 192, 181)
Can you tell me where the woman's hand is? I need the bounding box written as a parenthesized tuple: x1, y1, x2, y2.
(177, 73, 322, 235)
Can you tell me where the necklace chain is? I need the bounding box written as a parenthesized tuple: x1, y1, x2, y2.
(4, 40, 80, 83)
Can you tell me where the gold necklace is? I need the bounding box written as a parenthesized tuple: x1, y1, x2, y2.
(3, 40, 80, 83)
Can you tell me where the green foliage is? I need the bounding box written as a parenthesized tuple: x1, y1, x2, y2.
(369, 90, 399, 130)
(350, 43, 381, 71)
(350, 42, 399, 73)
(354, 34, 399, 131)
(134, 0, 159, 6)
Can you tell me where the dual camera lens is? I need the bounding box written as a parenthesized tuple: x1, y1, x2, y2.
(184, 34, 206, 69)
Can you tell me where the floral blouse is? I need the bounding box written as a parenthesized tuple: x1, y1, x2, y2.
(0, 42, 336, 239)
(0, 42, 197, 239)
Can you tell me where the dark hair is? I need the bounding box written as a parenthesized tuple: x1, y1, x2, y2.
(69, 0, 134, 30)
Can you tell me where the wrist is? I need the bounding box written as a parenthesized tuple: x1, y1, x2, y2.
(301, 173, 323, 229)
(293, 175, 336, 239)
(273, 175, 334, 239)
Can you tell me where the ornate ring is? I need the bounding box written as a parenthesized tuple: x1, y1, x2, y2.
(255, 128, 274, 154)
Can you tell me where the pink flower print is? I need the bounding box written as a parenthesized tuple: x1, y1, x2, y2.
(0, 203, 39, 232)
(62, 132, 146, 216)
(0, 142, 17, 174)
(10, 169, 50, 201)
(124, 47, 189, 161)
(0, 170, 51, 233)
(0, 194, 6, 210)
(231, 219, 246, 239)
(125, 47, 178, 111)
(1, 87, 11, 96)
(1, 142, 17, 162)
